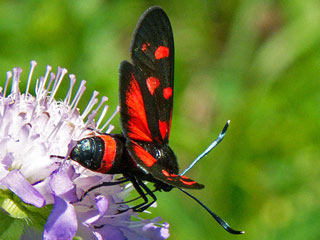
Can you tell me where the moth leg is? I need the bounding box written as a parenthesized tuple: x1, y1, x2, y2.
(80, 178, 128, 201)
(132, 179, 157, 212)
(126, 176, 150, 212)
(117, 188, 157, 204)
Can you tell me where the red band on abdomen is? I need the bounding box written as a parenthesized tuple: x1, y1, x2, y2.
(96, 135, 117, 173)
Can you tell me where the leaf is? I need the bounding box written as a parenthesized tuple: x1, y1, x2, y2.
(0, 211, 24, 239)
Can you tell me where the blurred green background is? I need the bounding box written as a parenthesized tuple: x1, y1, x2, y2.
(1, 0, 320, 239)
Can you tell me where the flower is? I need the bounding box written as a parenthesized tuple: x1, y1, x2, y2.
(0, 61, 169, 240)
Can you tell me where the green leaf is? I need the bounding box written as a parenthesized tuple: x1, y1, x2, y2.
(0, 211, 24, 239)
(0, 190, 53, 231)
(0, 191, 28, 219)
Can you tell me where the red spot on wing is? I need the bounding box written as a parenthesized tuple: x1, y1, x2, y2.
(133, 143, 157, 167)
(126, 74, 152, 141)
(163, 87, 172, 99)
(155, 46, 169, 59)
(179, 178, 197, 186)
(96, 135, 116, 173)
(159, 120, 168, 140)
(162, 169, 179, 178)
(142, 42, 150, 51)
(162, 169, 197, 186)
(146, 77, 160, 95)
(162, 169, 170, 177)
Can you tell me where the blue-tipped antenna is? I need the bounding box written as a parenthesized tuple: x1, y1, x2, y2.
(178, 187, 244, 234)
(181, 120, 230, 176)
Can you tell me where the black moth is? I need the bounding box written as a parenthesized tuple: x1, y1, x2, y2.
(53, 6, 244, 235)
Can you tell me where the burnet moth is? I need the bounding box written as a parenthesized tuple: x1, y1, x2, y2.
(53, 6, 244, 234)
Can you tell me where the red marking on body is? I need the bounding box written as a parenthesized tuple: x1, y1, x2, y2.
(159, 120, 168, 140)
(133, 143, 157, 167)
(142, 42, 150, 52)
(146, 77, 160, 95)
(126, 74, 152, 142)
(96, 135, 116, 173)
(155, 46, 169, 59)
(163, 87, 172, 99)
(179, 178, 197, 186)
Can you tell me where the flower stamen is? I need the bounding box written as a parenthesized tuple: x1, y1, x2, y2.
(81, 90, 99, 119)
(64, 74, 76, 105)
(25, 60, 37, 96)
(49, 67, 67, 104)
(100, 106, 120, 132)
(70, 80, 86, 112)
(96, 105, 109, 129)
(3, 71, 12, 97)
(46, 72, 56, 94)
(12, 67, 22, 100)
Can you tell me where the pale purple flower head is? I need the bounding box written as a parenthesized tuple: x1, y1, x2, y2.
(0, 61, 169, 240)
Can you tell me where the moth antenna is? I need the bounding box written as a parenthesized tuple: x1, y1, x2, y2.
(181, 120, 230, 176)
(178, 187, 244, 234)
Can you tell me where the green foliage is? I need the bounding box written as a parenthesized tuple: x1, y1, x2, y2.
(0, 0, 319, 239)
(0, 190, 53, 238)
(0, 212, 24, 240)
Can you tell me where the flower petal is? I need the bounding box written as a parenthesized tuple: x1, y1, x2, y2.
(84, 195, 109, 226)
(94, 225, 126, 240)
(0, 169, 45, 207)
(49, 168, 77, 202)
(43, 196, 77, 240)
(142, 222, 170, 240)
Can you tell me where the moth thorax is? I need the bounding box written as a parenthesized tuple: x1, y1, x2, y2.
(70, 137, 104, 171)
